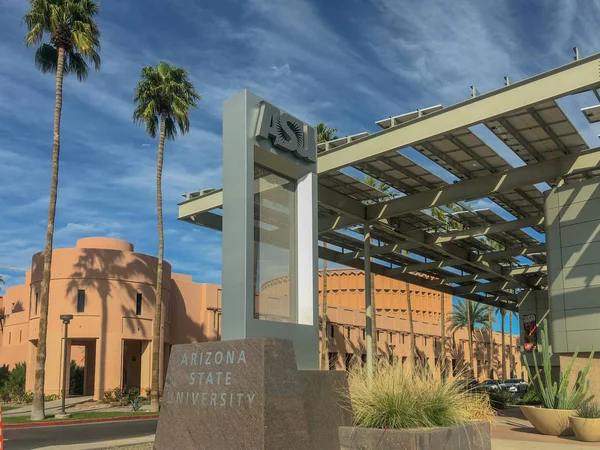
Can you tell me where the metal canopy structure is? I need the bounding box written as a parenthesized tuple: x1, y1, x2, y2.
(178, 53, 600, 313)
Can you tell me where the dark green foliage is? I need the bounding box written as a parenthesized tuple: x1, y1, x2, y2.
(517, 387, 543, 406)
(6, 362, 26, 389)
(69, 360, 84, 395)
(487, 390, 514, 410)
(0, 364, 9, 388)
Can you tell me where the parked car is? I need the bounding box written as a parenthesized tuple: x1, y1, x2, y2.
(504, 378, 528, 393)
(480, 379, 506, 391)
(456, 379, 480, 392)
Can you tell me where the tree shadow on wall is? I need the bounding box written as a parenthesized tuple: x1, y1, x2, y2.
(169, 281, 207, 345)
(31, 249, 155, 394)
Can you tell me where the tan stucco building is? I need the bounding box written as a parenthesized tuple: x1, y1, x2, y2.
(0, 237, 522, 400)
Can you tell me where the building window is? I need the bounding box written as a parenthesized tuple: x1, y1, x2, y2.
(346, 327, 351, 339)
(35, 292, 39, 315)
(136, 293, 143, 316)
(389, 331, 393, 342)
(329, 324, 334, 337)
(345, 353, 354, 371)
(19, 330, 22, 344)
(77, 290, 86, 313)
(8, 332, 11, 345)
(362, 328, 366, 340)
(328, 352, 337, 371)
(402, 334, 405, 345)
(361, 353, 367, 366)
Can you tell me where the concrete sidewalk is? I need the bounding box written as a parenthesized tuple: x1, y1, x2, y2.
(35, 435, 155, 450)
(3, 396, 93, 417)
(491, 407, 598, 448)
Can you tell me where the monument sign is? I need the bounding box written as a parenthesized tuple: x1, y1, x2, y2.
(155, 91, 351, 450)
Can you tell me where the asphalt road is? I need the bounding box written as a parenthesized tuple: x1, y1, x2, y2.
(3, 418, 158, 450)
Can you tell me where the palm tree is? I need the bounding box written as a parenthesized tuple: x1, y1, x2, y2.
(134, 61, 200, 411)
(406, 282, 415, 363)
(316, 122, 338, 154)
(440, 292, 446, 373)
(316, 123, 337, 370)
(500, 308, 507, 379)
(487, 306, 494, 378)
(448, 299, 490, 379)
(363, 176, 394, 364)
(509, 311, 515, 377)
(24, 0, 101, 421)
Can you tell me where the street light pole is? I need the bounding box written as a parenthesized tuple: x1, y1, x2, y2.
(57, 314, 73, 419)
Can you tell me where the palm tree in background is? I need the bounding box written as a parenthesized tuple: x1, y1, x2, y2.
(23, 0, 101, 421)
(448, 299, 491, 378)
(316, 122, 338, 153)
(500, 308, 507, 378)
(509, 311, 515, 377)
(134, 61, 201, 411)
(315, 122, 337, 370)
(363, 175, 394, 364)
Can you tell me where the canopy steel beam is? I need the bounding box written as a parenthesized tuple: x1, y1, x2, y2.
(427, 216, 544, 243)
(470, 244, 546, 261)
(505, 265, 547, 275)
(385, 259, 463, 275)
(367, 148, 600, 221)
(318, 53, 600, 173)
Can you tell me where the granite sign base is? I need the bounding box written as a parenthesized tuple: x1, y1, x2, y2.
(339, 421, 492, 450)
(154, 338, 352, 450)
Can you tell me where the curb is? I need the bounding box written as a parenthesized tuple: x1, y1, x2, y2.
(4, 414, 159, 429)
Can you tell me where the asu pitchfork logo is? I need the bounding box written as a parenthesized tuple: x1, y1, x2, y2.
(255, 101, 317, 163)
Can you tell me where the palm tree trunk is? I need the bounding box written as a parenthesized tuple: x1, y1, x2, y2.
(501, 309, 506, 379)
(509, 311, 514, 377)
(320, 245, 329, 370)
(150, 113, 167, 412)
(466, 300, 474, 379)
(371, 272, 377, 364)
(406, 282, 415, 363)
(488, 307, 494, 378)
(440, 293, 446, 374)
(31, 46, 66, 421)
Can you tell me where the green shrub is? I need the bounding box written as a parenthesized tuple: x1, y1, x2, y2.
(5, 363, 26, 390)
(130, 396, 142, 412)
(488, 390, 516, 410)
(69, 360, 84, 395)
(0, 365, 9, 388)
(347, 360, 495, 429)
(577, 401, 600, 419)
(523, 319, 595, 410)
(517, 387, 542, 406)
(126, 388, 140, 404)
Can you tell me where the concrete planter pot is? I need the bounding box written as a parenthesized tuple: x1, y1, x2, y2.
(520, 405, 575, 436)
(569, 416, 600, 442)
(339, 421, 491, 450)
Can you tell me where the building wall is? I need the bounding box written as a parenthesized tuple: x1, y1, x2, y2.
(0, 271, 31, 370)
(546, 179, 600, 352)
(1, 239, 524, 402)
(0, 238, 181, 399)
(543, 179, 600, 401)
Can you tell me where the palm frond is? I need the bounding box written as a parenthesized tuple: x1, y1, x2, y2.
(133, 61, 201, 141)
(34, 43, 58, 73)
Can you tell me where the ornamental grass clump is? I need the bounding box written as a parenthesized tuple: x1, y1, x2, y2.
(577, 401, 600, 419)
(347, 359, 495, 429)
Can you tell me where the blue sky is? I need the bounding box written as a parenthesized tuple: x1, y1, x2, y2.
(2, 0, 600, 335)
